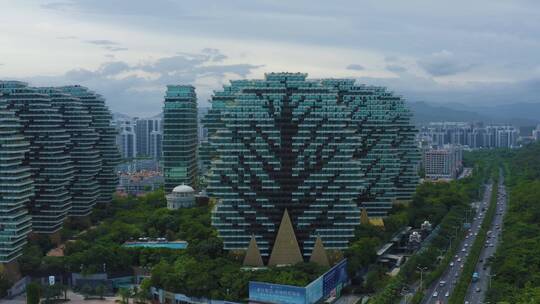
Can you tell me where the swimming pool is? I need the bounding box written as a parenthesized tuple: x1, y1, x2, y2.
(123, 241, 188, 249)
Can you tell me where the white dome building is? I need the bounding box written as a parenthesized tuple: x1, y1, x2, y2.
(166, 184, 195, 209)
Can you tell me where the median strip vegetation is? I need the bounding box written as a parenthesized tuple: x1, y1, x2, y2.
(448, 168, 499, 304)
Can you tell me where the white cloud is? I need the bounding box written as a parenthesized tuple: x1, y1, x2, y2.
(418, 50, 475, 77)
(2, 0, 540, 116)
(20, 49, 261, 117)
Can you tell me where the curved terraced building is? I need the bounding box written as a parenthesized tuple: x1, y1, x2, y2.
(38, 88, 102, 217)
(0, 81, 73, 234)
(0, 102, 33, 262)
(60, 86, 121, 205)
(207, 73, 419, 259)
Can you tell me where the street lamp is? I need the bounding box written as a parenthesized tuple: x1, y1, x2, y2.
(439, 234, 453, 251)
(452, 225, 460, 238)
(488, 274, 496, 289)
(417, 266, 428, 291)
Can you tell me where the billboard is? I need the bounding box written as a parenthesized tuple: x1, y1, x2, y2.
(305, 276, 323, 304)
(322, 259, 348, 297)
(249, 281, 306, 304)
(249, 259, 348, 304)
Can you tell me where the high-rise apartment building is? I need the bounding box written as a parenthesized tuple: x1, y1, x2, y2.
(419, 122, 519, 149)
(423, 145, 463, 179)
(149, 129, 163, 160)
(0, 81, 119, 261)
(207, 73, 419, 259)
(60, 86, 121, 206)
(1, 82, 74, 234)
(533, 125, 540, 141)
(0, 103, 33, 262)
(162, 85, 198, 192)
(135, 118, 160, 157)
(38, 88, 102, 217)
(116, 120, 137, 159)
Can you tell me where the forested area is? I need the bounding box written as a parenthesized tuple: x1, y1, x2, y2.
(16, 190, 326, 301)
(486, 142, 540, 303)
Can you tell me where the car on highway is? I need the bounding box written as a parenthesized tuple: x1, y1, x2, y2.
(476, 287, 481, 292)
(433, 291, 438, 297)
(462, 248, 466, 252)
(457, 258, 461, 262)
(450, 262, 454, 267)
(445, 291, 449, 297)
(439, 281, 446, 287)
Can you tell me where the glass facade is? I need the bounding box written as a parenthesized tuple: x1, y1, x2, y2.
(0, 102, 33, 262)
(60, 86, 121, 206)
(162, 85, 198, 192)
(0, 81, 74, 234)
(207, 73, 419, 258)
(38, 88, 102, 217)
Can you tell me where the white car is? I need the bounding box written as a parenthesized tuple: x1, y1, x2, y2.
(450, 262, 455, 267)
(433, 291, 438, 297)
(462, 248, 466, 252)
(457, 258, 461, 262)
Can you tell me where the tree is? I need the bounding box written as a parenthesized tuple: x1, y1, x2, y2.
(95, 284, 105, 299)
(26, 283, 40, 304)
(137, 279, 152, 303)
(345, 237, 380, 276)
(81, 284, 93, 300)
(118, 287, 132, 304)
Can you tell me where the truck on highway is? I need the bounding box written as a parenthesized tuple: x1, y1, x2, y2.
(472, 272, 480, 282)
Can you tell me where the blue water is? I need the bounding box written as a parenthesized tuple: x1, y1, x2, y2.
(123, 241, 188, 249)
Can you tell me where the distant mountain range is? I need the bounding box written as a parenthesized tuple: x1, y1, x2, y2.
(408, 101, 540, 127)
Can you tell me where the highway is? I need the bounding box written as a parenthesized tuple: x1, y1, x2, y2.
(463, 175, 506, 304)
(422, 182, 493, 304)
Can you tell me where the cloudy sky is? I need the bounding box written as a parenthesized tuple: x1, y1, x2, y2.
(1, 1, 540, 117)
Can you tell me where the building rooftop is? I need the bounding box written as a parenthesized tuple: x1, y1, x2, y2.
(172, 184, 195, 193)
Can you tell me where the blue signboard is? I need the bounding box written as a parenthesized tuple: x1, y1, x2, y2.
(249, 259, 349, 304)
(305, 276, 323, 304)
(322, 259, 348, 297)
(249, 281, 306, 304)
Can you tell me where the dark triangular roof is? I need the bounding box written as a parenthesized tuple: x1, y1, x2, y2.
(309, 235, 329, 267)
(243, 235, 264, 267)
(268, 209, 303, 266)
